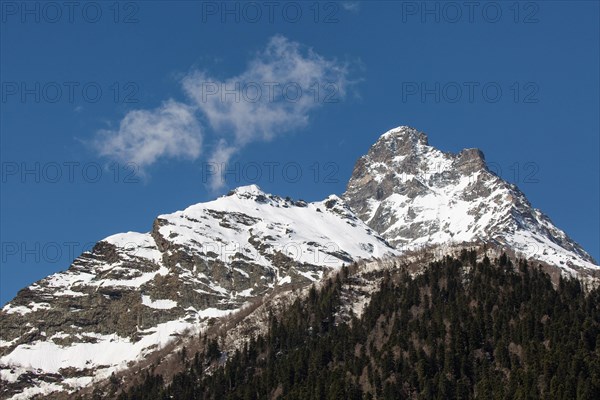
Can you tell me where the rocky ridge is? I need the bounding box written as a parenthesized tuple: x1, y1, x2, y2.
(343, 126, 597, 274)
(0, 186, 396, 399)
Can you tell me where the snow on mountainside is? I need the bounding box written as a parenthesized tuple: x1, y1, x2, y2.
(1, 126, 598, 399)
(343, 126, 598, 274)
(0, 186, 397, 399)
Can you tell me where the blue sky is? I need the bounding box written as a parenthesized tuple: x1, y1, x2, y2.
(1, 1, 598, 305)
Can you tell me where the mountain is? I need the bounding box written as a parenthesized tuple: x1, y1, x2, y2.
(344, 126, 597, 274)
(1, 126, 598, 399)
(0, 186, 396, 399)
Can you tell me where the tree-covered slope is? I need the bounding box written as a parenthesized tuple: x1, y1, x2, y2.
(115, 251, 600, 400)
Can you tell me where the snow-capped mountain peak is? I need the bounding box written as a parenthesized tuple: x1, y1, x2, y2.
(380, 125, 427, 143)
(230, 184, 265, 196)
(343, 126, 598, 272)
(0, 188, 397, 398)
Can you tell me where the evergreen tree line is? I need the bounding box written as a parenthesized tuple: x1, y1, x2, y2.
(114, 251, 600, 399)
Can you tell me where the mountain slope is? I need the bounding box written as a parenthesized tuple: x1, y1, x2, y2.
(116, 253, 600, 400)
(343, 126, 598, 274)
(0, 186, 397, 399)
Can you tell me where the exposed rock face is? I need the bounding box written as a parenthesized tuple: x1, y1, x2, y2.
(343, 126, 597, 271)
(0, 186, 396, 399)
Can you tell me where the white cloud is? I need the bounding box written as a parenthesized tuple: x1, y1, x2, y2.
(93, 100, 202, 169)
(92, 36, 351, 189)
(206, 139, 240, 191)
(182, 35, 350, 180)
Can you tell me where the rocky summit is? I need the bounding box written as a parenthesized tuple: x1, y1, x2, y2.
(1, 126, 598, 399)
(344, 126, 597, 273)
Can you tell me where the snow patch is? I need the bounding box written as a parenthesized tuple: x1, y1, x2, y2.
(141, 295, 177, 310)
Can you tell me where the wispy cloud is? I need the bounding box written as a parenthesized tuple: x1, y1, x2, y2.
(341, 2, 360, 13)
(182, 35, 350, 189)
(93, 100, 202, 169)
(92, 36, 351, 190)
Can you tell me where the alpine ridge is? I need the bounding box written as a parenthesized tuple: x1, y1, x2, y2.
(344, 126, 597, 273)
(0, 187, 396, 399)
(1, 126, 598, 399)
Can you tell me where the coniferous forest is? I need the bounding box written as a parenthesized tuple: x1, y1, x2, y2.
(114, 251, 600, 400)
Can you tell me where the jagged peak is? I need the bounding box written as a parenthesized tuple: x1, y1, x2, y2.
(458, 148, 485, 161)
(344, 125, 598, 270)
(225, 184, 270, 200)
(379, 125, 428, 145)
(372, 127, 487, 171)
(455, 148, 487, 172)
(233, 184, 264, 195)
